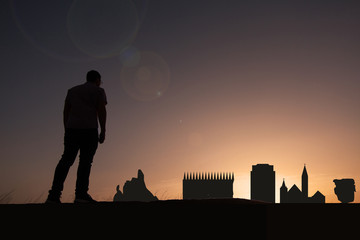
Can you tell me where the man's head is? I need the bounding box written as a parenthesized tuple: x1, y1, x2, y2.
(86, 70, 101, 86)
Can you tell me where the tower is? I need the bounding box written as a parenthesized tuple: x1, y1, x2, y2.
(302, 164, 308, 198)
(251, 164, 275, 203)
(280, 179, 288, 203)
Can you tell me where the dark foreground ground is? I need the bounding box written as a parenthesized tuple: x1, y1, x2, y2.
(1, 199, 359, 239)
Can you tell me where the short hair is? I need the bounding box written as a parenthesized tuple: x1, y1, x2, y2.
(86, 70, 101, 82)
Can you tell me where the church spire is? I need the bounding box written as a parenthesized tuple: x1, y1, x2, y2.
(302, 164, 308, 198)
(280, 178, 288, 203)
(281, 178, 287, 189)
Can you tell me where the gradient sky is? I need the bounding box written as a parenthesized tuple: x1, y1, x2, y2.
(1, 0, 360, 203)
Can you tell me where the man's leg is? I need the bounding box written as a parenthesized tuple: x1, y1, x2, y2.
(48, 130, 79, 200)
(75, 129, 98, 198)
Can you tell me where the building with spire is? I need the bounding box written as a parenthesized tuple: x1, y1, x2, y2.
(280, 179, 288, 203)
(302, 164, 308, 198)
(280, 165, 325, 203)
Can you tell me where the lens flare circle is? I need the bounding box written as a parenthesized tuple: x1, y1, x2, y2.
(10, 0, 91, 62)
(119, 46, 141, 67)
(121, 52, 171, 102)
(67, 0, 139, 58)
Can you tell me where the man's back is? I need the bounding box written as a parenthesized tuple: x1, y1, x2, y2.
(65, 82, 107, 129)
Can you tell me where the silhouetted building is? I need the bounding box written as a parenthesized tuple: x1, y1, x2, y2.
(288, 184, 306, 203)
(251, 164, 275, 203)
(302, 165, 308, 198)
(280, 179, 288, 203)
(183, 172, 234, 199)
(333, 178, 356, 203)
(309, 191, 325, 203)
(280, 165, 325, 203)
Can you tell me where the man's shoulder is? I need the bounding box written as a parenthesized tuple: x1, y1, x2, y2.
(98, 87, 106, 94)
(68, 83, 85, 92)
(68, 82, 101, 92)
(68, 83, 106, 97)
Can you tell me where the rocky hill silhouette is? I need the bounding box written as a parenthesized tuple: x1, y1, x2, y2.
(113, 169, 158, 202)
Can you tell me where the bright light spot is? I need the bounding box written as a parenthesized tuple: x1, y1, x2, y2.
(121, 51, 170, 101)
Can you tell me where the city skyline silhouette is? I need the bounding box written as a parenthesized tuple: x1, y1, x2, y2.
(181, 163, 343, 203)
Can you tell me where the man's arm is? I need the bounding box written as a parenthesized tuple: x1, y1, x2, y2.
(97, 102, 107, 144)
(63, 99, 71, 128)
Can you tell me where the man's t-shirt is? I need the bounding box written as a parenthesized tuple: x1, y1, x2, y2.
(65, 82, 107, 129)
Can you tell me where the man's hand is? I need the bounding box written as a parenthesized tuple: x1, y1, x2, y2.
(99, 131, 105, 144)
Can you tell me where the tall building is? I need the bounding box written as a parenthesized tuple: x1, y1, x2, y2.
(251, 164, 275, 203)
(302, 164, 308, 198)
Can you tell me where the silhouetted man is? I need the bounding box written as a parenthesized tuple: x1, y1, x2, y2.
(46, 70, 107, 203)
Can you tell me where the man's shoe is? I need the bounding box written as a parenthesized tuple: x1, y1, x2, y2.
(74, 194, 97, 204)
(45, 195, 61, 204)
